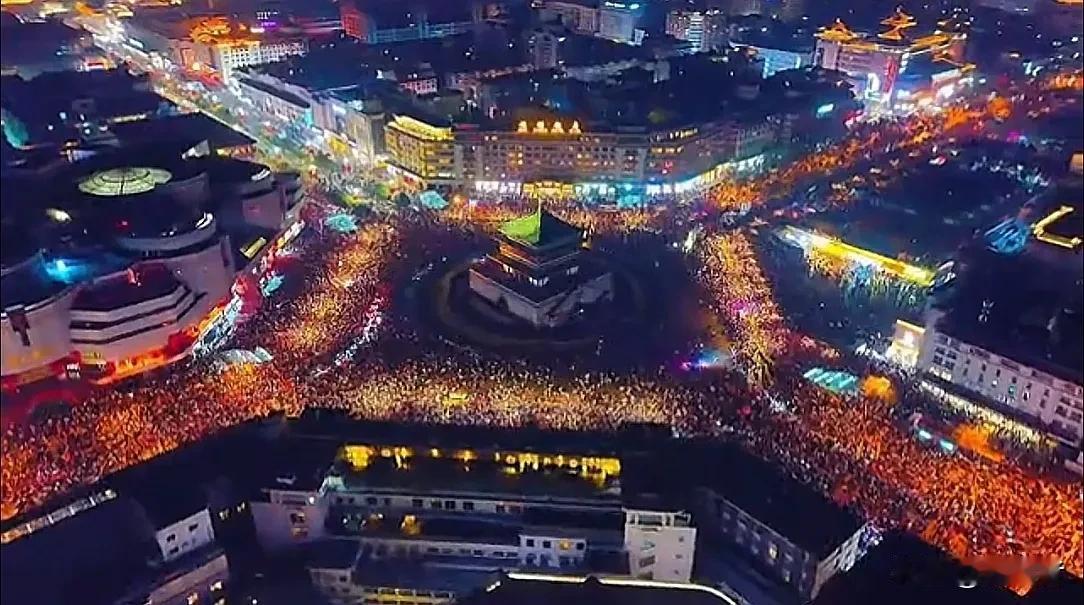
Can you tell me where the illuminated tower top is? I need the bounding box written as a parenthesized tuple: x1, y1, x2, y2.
(816, 19, 858, 43)
(878, 8, 918, 41)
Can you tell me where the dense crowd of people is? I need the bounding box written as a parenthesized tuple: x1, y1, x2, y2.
(738, 373, 1084, 578)
(696, 233, 789, 388)
(2, 98, 1081, 581)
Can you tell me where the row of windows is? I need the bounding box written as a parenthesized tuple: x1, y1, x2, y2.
(332, 493, 524, 515)
(522, 537, 585, 551)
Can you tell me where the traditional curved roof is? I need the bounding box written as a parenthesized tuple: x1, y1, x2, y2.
(499, 208, 583, 248)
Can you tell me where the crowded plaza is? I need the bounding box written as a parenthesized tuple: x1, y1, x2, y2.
(2, 92, 1082, 586)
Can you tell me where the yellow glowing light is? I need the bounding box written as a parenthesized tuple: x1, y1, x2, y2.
(389, 115, 452, 141)
(800, 228, 935, 286)
(1032, 206, 1082, 249)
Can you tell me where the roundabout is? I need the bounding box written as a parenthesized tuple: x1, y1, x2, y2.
(410, 209, 682, 360)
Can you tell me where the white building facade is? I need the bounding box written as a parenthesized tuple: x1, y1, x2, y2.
(916, 321, 1084, 447)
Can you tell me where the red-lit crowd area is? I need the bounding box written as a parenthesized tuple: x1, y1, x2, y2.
(2, 99, 1081, 581)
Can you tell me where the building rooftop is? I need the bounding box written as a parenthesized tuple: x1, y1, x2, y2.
(0, 17, 89, 73)
(71, 263, 184, 312)
(499, 208, 584, 248)
(933, 201, 1084, 385)
(0, 69, 166, 146)
(0, 255, 67, 310)
(458, 573, 739, 605)
(305, 539, 361, 569)
(109, 112, 255, 151)
(732, 19, 815, 53)
(347, 513, 524, 545)
(347, 0, 476, 28)
(335, 454, 621, 503)
(252, 434, 342, 494)
(626, 441, 864, 557)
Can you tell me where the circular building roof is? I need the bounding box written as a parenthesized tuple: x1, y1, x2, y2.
(77, 167, 173, 197)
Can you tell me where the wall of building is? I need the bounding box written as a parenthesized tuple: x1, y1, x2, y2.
(69, 282, 200, 362)
(146, 551, 229, 605)
(622, 509, 696, 582)
(917, 324, 1084, 446)
(251, 488, 329, 552)
(518, 533, 589, 568)
(696, 488, 819, 595)
(810, 525, 867, 600)
(543, 1, 600, 34)
(1, 265, 77, 378)
(155, 508, 216, 563)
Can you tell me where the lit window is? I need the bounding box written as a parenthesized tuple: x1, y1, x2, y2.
(210, 580, 224, 591)
(187, 594, 199, 605)
(768, 544, 779, 560)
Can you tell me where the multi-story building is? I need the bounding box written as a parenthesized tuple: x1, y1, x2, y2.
(235, 72, 315, 124)
(690, 443, 873, 601)
(889, 196, 1084, 462)
(0, 143, 305, 389)
(0, 17, 103, 79)
(0, 432, 253, 605)
(383, 114, 458, 184)
(383, 109, 774, 196)
(813, 9, 966, 105)
(623, 509, 697, 581)
(340, 0, 480, 44)
(730, 23, 815, 78)
(597, 1, 644, 45)
(540, 0, 601, 35)
(0, 69, 169, 150)
(251, 434, 698, 603)
(4, 408, 896, 605)
(913, 307, 1084, 450)
(124, 14, 307, 79)
(526, 28, 562, 69)
(665, 9, 728, 53)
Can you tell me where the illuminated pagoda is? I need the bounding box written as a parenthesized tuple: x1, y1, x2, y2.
(468, 206, 613, 328)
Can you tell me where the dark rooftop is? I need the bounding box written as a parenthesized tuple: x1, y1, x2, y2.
(350, 0, 475, 28)
(624, 440, 864, 557)
(109, 112, 255, 151)
(252, 433, 342, 493)
(337, 454, 620, 503)
(304, 539, 361, 569)
(72, 263, 184, 312)
(0, 266, 68, 311)
(934, 213, 1084, 385)
(347, 513, 523, 544)
(352, 555, 499, 593)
